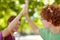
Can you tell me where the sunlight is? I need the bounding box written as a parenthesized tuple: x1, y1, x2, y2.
(44, 0, 55, 5)
(50, 0, 55, 4)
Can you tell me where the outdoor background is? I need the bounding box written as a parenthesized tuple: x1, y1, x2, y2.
(0, 0, 60, 35)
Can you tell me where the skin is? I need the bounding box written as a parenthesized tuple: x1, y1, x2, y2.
(8, 21, 20, 35)
(9, 21, 20, 32)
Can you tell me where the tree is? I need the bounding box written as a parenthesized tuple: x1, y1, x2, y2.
(0, 0, 59, 34)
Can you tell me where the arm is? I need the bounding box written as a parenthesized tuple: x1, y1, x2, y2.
(2, 7, 25, 38)
(24, 14, 39, 34)
(23, 0, 39, 34)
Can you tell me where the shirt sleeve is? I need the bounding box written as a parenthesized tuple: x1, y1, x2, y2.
(5, 34, 15, 40)
(0, 32, 3, 40)
(39, 28, 49, 40)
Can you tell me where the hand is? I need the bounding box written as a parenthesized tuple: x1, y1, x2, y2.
(23, 1, 28, 17)
(23, 12, 28, 17)
(23, 8, 29, 17)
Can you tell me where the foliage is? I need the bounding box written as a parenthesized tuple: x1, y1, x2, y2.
(0, 0, 59, 34)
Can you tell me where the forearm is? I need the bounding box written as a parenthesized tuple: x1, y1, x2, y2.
(2, 0, 28, 38)
(25, 15, 39, 34)
(2, 10, 24, 38)
(7, 9, 24, 34)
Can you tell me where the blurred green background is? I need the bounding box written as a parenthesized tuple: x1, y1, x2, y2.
(0, 0, 60, 35)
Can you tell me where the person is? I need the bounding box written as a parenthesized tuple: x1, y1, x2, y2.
(0, 6, 25, 40)
(0, 0, 27, 40)
(23, 4, 60, 40)
(7, 16, 20, 34)
(4, 16, 20, 40)
(0, 16, 20, 40)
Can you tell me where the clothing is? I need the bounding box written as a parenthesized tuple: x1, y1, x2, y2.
(0, 32, 2, 40)
(4, 34, 15, 40)
(39, 28, 60, 40)
(0, 32, 15, 40)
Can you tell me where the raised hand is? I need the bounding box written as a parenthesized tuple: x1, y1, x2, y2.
(2, 0, 28, 37)
(23, 0, 29, 17)
(23, 0, 39, 34)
